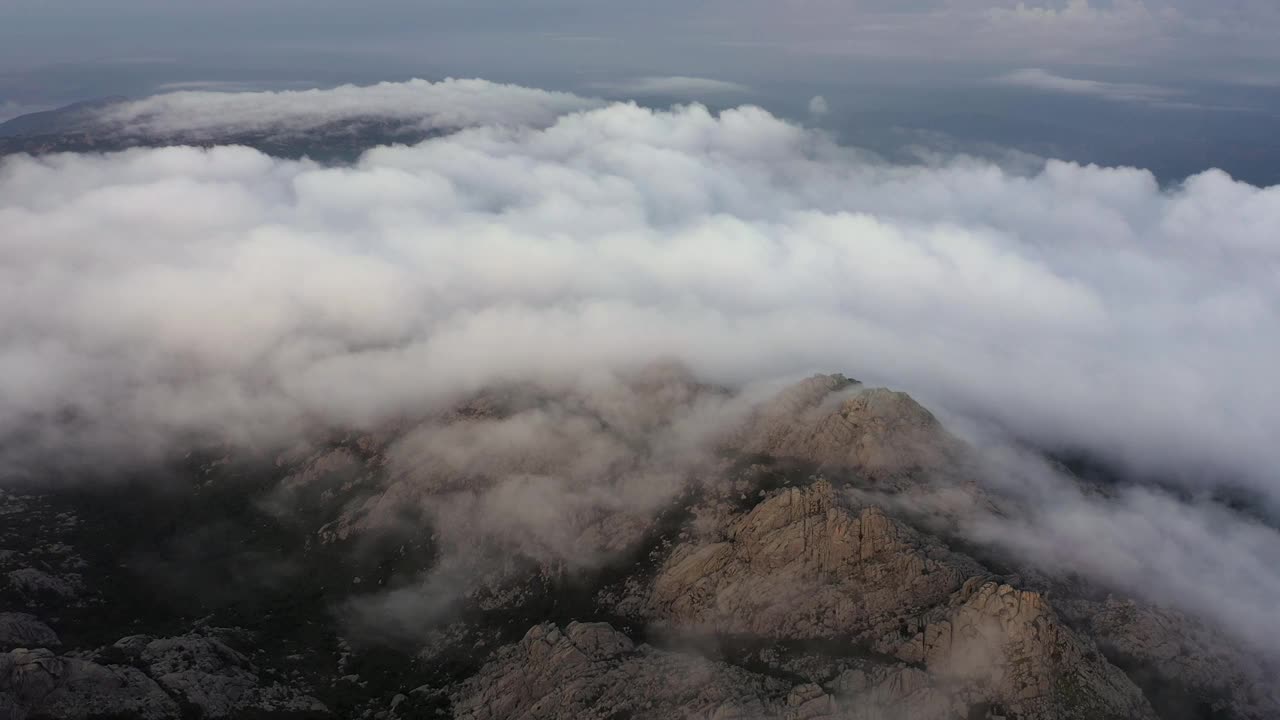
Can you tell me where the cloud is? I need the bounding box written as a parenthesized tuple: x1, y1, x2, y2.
(989, 485, 1280, 660)
(852, 428, 1280, 669)
(992, 67, 1179, 102)
(589, 76, 752, 98)
(988, 0, 1156, 24)
(91, 77, 602, 138)
(2, 81, 1280, 511)
(342, 367, 762, 633)
(807, 95, 829, 116)
(933, 433, 1280, 667)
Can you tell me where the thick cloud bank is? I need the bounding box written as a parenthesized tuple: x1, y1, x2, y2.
(4, 90, 1279, 501)
(91, 77, 601, 138)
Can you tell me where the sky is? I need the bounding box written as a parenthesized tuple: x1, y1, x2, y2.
(0, 2, 1277, 66)
(2, 1, 1279, 81)
(4, 1, 1280, 184)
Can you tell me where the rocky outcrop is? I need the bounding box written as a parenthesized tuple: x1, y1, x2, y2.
(0, 647, 181, 720)
(5, 569, 81, 602)
(885, 580, 1154, 720)
(1, 373, 1271, 720)
(629, 480, 981, 640)
(0, 614, 58, 651)
(0, 625, 330, 720)
(451, 621, 1117, 720)
(451, 621, 794, 720)
(734, 375, 962, 480)
(108, 631, 330, 719)
(1060, 596, 1280, 720)
(606, 477, 1154, 720)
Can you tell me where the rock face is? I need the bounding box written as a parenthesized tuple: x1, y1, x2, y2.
(5, 569, 81, 603)
(451, 622, 793, 720)
(734, 375, 961, 480)
(1060, 597, 1280, 720)
(607, 479, 1154, 720)
(451, 619, 1144, 720)
(0, 628, 327, 720)
(108, 631, 329, 719)
(0, 647, 181, 720)
(1, 372, 1273, 720)
(635, 481, 980, 640)
(887, 580, 1153, 720)
(0, 614, 59, 651)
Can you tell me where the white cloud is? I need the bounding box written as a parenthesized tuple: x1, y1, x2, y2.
(92, 77, 602, 138)
(993, 67, 1179, 102)
(2, 83, 1279, 510)
(808, 95, 829, 116)
(989, 0, 1156, 24)
(590, 76, 751, 97)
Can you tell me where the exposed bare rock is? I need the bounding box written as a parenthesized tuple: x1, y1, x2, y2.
(3, 648, 62, 707)
(734, 375, 962, 480)
(28, 659, 181, 720)
(826, 665, 974, 720)
(108, 632, 330, 719)
(1060, 596, 1280, 720)
(607, 476, 1154, 720)
(0, 692, 20, 720)
(451, 622, 793, 720)
(0, 648, 180, 720)
(0, 614, 58, 651)
(450, 622, 1036, 720)
(315, 475, 418, 545)
(632, 480, 981, 640)
(0, 372, 1265, 720)
(885, 580, 1154, 720)
(5, 569, 81, 602)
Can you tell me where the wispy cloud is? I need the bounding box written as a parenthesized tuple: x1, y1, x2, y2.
(992, 67, 1179, 103)
(589, 76, 751, 98)
(93, 78, 601, 137)
(4, 81, 1280, 505)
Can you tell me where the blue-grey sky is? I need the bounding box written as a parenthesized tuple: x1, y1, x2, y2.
(3, 1, 1279, 84)
(2, 1, 1280, 183)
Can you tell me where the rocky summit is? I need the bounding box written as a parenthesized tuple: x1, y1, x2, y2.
(1, 373, 1275, 720)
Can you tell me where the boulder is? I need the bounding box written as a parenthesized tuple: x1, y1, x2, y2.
(0, 615, 58, 651)
(110, 632, 330, 719)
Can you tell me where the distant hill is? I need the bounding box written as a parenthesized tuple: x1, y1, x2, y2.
(0, 96, 127, 138)
(0, 98, 449, 163)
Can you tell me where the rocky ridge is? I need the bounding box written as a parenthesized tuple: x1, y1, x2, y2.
(0, 628, 327, 720)
(0, 373, 1274, 719)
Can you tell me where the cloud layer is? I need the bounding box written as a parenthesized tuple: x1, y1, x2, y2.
(91, 78, 601, 138)
(6, 85, 1279, 501)
(992, 67, 1179, 102)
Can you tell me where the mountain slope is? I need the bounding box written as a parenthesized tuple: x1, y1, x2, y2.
(1, 374, 1274, 719)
